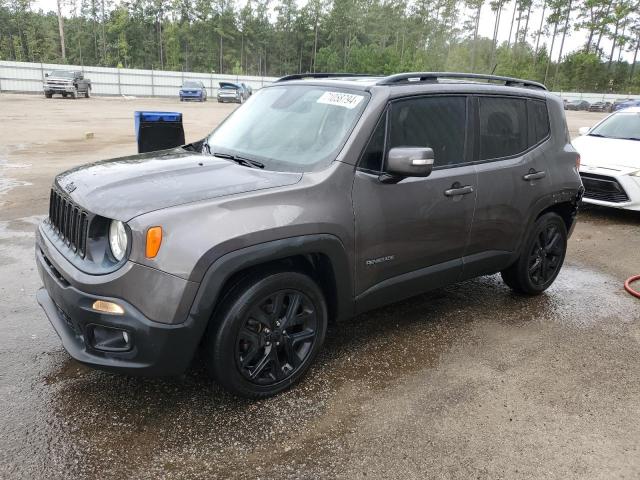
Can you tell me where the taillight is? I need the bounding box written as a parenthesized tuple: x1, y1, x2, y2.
(576, 154, 581, 170)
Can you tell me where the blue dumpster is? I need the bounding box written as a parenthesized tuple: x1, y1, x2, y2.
(134, 111, 185, 154)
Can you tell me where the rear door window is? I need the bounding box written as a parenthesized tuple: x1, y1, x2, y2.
(388, 96, 467, 167)
(478, 97, 528, 160)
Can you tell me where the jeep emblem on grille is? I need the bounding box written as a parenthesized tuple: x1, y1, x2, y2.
(64, 182, 77, 193)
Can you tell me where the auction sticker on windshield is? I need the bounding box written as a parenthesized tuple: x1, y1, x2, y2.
(317, 91, 364, 109)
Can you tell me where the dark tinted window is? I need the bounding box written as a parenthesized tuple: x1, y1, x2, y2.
(479, 97, 527, 160)
(388, 96, 467, 167)
(529, 99, 550, 144)
(359, 113, 386, 172)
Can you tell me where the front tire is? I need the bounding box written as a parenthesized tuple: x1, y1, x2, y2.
(85, 88, 91, 98)
(206, 271, 328, 398)
(501, 213, 567, 295)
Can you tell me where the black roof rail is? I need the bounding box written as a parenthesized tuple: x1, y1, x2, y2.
(275, 73, 379, 82)
(376, 72, 547, 90)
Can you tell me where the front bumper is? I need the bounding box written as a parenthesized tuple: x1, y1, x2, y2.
(44, 84, 75, 92)
(579, 166, 640, 211)
(36, 235, 205, 376)
(180, 92, 204, 100)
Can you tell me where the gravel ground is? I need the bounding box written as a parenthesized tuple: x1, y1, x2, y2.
(0, 94, 638, 479)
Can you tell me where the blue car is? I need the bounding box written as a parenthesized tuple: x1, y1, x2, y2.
(179, 80, 207, 102)
(612, 99, 640, 111)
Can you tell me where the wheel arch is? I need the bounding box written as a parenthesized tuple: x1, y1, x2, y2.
(187, 234, 354, 336)
(511, 189, 582, 261)
(535, 201, 577, 232)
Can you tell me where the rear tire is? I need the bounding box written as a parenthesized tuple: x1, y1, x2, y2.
(205, 271, 328, 398)
(501, 213, 567, 295)
(70, 88, 78, 99)
(85, 88, 91, 98)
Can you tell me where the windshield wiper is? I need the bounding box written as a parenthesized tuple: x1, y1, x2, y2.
(201, 139, 265, 168)
(213, 152, 265, 169)
(587, 133, 606, 137)
(619, 137, 640, 141)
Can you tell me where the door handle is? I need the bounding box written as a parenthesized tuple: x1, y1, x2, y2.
(523, 170, 546, 181)
(444, 184, 474, 197)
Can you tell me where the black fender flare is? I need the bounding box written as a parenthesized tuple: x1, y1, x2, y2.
(513, 187, 582, 259)
(187, 234, 355, 335)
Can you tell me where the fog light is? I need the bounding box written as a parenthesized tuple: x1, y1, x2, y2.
(92, 300, 125, 315)
(88, 325, 132, 352)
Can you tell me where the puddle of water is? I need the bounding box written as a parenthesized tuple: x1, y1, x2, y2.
(0, 156, 33, 195)
(0, 176, 31, 195)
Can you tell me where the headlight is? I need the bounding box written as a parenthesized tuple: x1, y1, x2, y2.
(631, 170, 640, 177)
(109, 220, 128, 261)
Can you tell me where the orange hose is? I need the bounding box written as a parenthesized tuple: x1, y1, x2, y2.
(625, 275, 640, 299)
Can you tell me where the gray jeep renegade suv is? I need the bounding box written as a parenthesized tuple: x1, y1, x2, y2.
(36, 72, 583, 398)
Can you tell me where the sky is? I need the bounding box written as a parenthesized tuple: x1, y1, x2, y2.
(32, 0, 634, 63)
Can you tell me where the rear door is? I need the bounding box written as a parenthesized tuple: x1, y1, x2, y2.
(352, 95, 477, 307)
(463, 95, 554, 277)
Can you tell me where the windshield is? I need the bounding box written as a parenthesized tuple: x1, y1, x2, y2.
(589, 112, 640, 140)
(206, 85, 369, 172)
(183, 81, 201, 88)
(49, 70, 75, 78)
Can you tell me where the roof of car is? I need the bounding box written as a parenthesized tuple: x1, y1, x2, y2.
(615, 106, 640, 113)
(275, 72, 548, 91)
(271, 72, 554, 102)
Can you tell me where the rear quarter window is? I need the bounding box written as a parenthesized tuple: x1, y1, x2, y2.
(529, 99, 550, 145)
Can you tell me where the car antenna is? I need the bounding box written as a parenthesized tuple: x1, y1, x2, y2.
(491, 63, 498, 75)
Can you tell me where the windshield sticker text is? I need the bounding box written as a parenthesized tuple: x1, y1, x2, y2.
(317, 91, 364, 109)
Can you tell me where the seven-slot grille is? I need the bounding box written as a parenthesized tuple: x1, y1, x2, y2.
(580, 173, 630, 203)
(48, 188, 89, 257)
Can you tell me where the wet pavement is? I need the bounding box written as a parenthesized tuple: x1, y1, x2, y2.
(0, 96, 639, 479)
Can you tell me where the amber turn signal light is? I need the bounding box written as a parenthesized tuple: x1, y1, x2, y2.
(146, 226, 163, 258)
(92, 300, 125, 315)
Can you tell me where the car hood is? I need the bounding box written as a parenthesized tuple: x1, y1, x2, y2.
(55, 149, 302, 221)
(572, 135, 640, 170)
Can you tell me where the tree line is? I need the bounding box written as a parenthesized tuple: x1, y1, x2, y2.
(1, 0, 639, 93)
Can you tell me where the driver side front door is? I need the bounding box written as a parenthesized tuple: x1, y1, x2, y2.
(352, 95, 477, 313)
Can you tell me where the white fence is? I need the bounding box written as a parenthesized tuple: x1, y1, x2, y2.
(0, 60, 277, 97)
(551, 91, 638, 103)
(1, 60, 637, 103)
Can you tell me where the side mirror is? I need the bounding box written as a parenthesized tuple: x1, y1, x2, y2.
(44, 73, 49, 77)
(578, 126, 591, 136)
(384, 147, 434, 180)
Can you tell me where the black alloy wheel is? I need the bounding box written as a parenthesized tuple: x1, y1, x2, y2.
(206, 271, 328, 398)
(236, 290, 318, 385)
(527, 224, 564, 287)
(501, 212, 567, 295)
